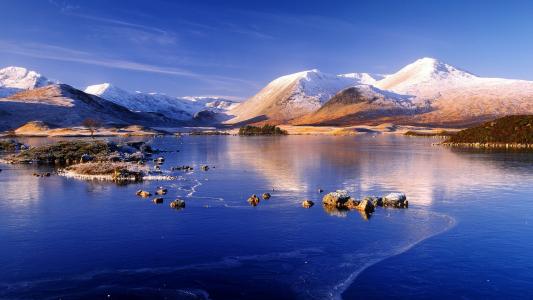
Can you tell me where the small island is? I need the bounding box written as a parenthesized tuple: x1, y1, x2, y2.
(441, 115, 533, 149)
(238, 124, 288, 136)
(2, 139, 173, 182)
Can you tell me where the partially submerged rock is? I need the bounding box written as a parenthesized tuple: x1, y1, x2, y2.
(356, 199, 375, 213)
(153, 197, 164, 204)
(363, 196, 383, 207)
(262, 193, 271, 200)
(170, 199, 186, 209)
(247, 194, 260, 206)
(136, 190, 151, 198)
(302, 200, 314, 208)
(156, 187, 168, 195)
(383, 192, 408, 208)
(112, 168, 142, 183)
(33, 172, 51, 177)
(201, 165, 209, 171)
(172, 165, 194, 172)
(322, 190, 351, 207)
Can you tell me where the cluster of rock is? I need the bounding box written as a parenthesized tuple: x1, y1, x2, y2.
(136, 187, 186, 209)
(171, 165, 194, 172)
(321, 190, 408, 216)
(32, 172, 51, 177)
(247, 193, 272, 206)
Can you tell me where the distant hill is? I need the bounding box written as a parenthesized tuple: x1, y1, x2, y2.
(0, 84, 182, 131)
(444, 115, 533, 144)
(85, 83, 239, 121)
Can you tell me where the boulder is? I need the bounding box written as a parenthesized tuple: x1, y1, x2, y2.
(262, 193, 271, 200)
(356, 199, 375, 213)
(170, 199, 186, 209)
(344, 198, 360, 209)
(383, 192, 408, 208)
(153, 197, 164, 204)
(302, 200, 314, 208)
(322, 190, 350, 207)
(247, 194, 260, 206)
(156, 187, 168, 195)
(363, 196, 383, 207)
(201, 165, 209, 171)
(136, 190, 151, 198)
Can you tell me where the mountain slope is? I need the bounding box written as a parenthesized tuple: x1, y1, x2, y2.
(371, 57, 533, 126)
(292, 85, 417, 125)
(85, 83, 239, 121)
(226, 70, 358, 124)
(0, 84, 181, 130)
(0, 66, 53, 97)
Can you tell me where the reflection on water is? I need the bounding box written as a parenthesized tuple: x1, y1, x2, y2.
(1, 135, 533, 299)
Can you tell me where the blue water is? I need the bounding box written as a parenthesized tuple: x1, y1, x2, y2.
(0, 135, 532, 299)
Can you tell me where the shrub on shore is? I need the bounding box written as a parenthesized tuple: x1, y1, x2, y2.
(238, 124, 288, 136)
(444, 115, 533, 144)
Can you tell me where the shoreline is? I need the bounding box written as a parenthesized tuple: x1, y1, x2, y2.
(439, 142, 533, 149)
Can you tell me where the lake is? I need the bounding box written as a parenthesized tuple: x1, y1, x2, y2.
(1, 135, 533, 299)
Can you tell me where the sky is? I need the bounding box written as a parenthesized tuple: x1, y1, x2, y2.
(1, 0, 533, 99)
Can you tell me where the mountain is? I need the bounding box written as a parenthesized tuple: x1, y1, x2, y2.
(0, 66, 53, 97)
(372, 57, 533, 126)
(226, 69, 361, 124)
(85, 83, 239, 121)
(292, 85, 416, 126)
(0, 84, 181, 131)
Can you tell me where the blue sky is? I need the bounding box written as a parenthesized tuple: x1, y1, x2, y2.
(1, 0, 533, 99)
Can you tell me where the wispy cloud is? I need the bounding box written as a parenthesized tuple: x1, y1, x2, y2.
(0, 40, 197, 77)
(0, 40, 260, 91)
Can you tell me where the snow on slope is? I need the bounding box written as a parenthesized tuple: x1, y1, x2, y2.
(227, 69, 360, 123)
(0, 66, 53, 97)
(372, 57, 533, 125)
(338, 72, 387, 85)
(374, 57, 477, 98)
(85, 83, 238, 121)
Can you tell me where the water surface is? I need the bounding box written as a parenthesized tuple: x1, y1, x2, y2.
(1, 135, 532, 299)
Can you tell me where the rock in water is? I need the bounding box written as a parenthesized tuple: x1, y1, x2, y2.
(156, 188, 168, 195)
(247, 194, 260, 206)
(170, 199, 186, 209)
(322, 190, 351, 207)
(136, 190, 151, 198)
(344, 198, 360, 209)
(201, 165, 209, 171)
(363, 196, 383, 207)
(318, 188, 324, 193)
(383, 192, 408, 208)
(302, 200, 314, 208)
(153, 197, 164, 204)
(262, 193, 271, 200)
(356, 199, 375, 213)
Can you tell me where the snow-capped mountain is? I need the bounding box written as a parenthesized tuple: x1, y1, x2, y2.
(0, 66, 53, 97)
(374, 57, 477, 99)
(371, 57, 533, 125)
(85, 83, 239, 121)
(0, 84, 180, 131)
(226, 69, 359, 123)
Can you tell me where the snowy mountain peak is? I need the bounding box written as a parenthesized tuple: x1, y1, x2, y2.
(375, 57, 476, 94)
(0, 66, 52, 97)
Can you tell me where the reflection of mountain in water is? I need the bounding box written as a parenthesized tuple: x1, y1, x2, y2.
(225, 135, 533, 208)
